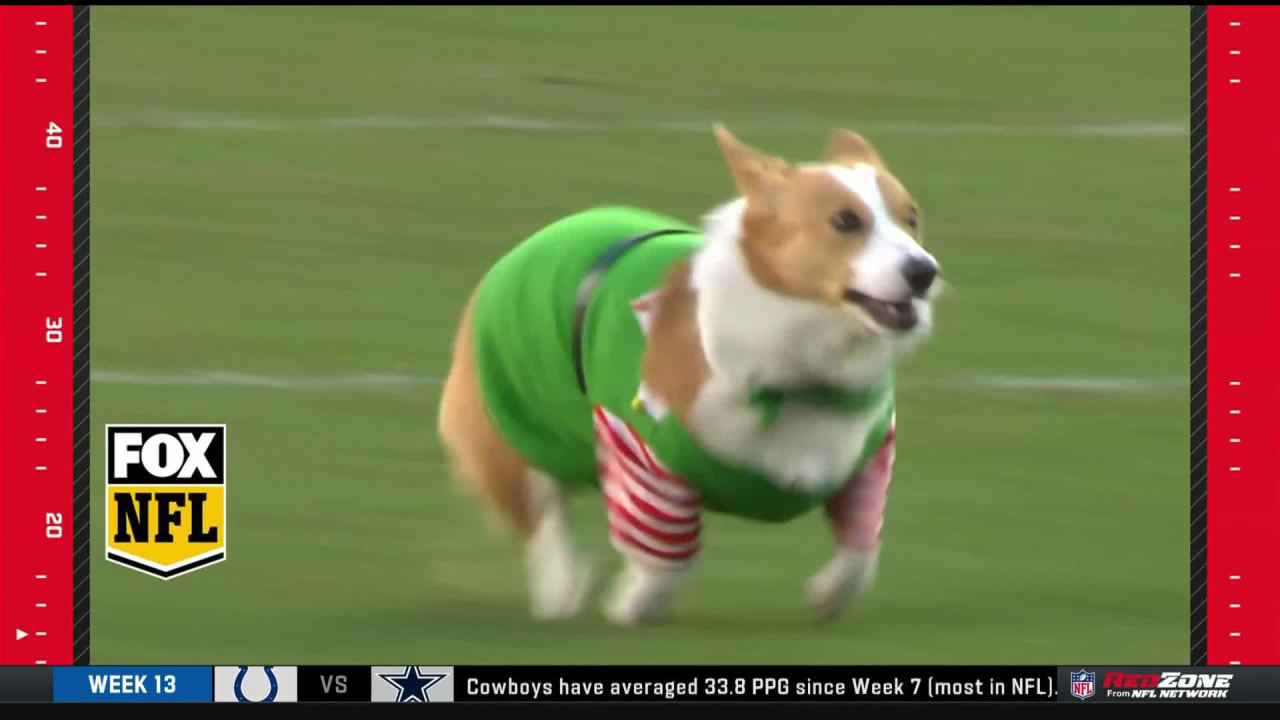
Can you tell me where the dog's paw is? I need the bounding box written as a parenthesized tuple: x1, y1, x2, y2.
(530, 555, 596, 621)
(806, 547, 879, 621)
(603, 564, 680, 626)
(526, 521, 597, 621)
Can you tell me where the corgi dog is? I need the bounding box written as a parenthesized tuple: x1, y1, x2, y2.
(438, 125, 941, 625)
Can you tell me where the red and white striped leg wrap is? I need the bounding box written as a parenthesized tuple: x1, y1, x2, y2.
(593, 407, 702, 569)
(825, 423, 896, 553)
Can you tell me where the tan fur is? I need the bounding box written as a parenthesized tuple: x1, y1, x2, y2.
(640, 261, 710, 417)
(825, 129, 885, 169)
(826, 129, 923, 243)
(875, 170, 924, 243)
(739, 169, 873, 305)
(437, 295, 537, 537)
(713, 125, 792, 205)
(712, 127, 926, 304)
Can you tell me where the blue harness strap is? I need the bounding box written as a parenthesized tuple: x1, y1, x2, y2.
(570, 228, 696, 394)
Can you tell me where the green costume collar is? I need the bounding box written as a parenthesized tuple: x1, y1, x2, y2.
(747, 373, 893, 429)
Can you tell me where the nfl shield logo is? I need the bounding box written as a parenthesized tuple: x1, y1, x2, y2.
(1070, 669, 1095, 700)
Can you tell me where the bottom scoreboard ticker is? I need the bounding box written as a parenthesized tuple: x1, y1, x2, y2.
(0, 665, 1274, 703)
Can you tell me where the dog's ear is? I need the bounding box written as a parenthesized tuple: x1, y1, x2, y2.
(713, 124, 790, 205)
(824, 129, 884, 169)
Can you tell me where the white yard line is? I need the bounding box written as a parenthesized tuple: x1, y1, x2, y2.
(90, 370, 438, 390)
(92, 112, 1188, 138)
(941, 376, 1188, 391)
(90, 369, 1187, 393)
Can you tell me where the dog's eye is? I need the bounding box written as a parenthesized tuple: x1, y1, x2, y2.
(905, 209, 919, 229)
(830, 209, 864, 234)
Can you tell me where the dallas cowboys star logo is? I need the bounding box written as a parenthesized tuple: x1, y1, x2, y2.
(378, 666, 447, 702)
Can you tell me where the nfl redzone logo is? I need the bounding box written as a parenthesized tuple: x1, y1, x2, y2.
(105, 424, 227, 579)
(1101, 672, 1233, 700)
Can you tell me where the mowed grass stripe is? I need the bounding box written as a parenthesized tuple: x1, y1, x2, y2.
(89, 369, 1188, 393)
(92, 112, 1189, 138)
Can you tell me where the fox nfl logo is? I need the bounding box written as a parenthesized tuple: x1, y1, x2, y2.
(106, 425, 227, 579)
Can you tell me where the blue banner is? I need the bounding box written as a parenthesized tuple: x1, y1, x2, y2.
(53, 666, 212, 703)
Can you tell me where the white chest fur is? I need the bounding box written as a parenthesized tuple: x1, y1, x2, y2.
(687, 379, 891, 494)
(675, 198, 903, 494)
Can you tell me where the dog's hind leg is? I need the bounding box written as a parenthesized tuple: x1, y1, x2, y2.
(437, 299, 594, 620)
(438, 298, 538, 535)
(523, 469, 596, 620)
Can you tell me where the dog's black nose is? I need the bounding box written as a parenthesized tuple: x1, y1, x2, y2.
(901, 257, 939, 297)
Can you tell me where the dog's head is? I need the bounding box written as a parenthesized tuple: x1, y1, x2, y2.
(700, 125, 941, 381)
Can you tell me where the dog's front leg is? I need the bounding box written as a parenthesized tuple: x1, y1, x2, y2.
(600, 493, 701, 625)
(594, 412, 701, 626)
(807, 425, 895, 621)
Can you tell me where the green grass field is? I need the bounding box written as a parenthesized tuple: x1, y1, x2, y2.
(89, 6, 1190, 664)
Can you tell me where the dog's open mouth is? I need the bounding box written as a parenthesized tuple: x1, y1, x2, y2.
(843, 289, 918, 331)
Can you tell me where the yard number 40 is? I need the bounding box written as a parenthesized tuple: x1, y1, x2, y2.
(46, 121, 63, 149)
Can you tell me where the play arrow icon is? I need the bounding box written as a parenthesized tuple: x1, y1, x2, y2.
(15, 628, 28, 641)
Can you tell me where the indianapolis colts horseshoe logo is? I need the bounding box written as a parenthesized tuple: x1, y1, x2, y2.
(234, 666, 279, 702)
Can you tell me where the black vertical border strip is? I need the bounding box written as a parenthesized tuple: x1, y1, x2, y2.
(71, 4, 91, 666)
(1188, 4, 1208, 667)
